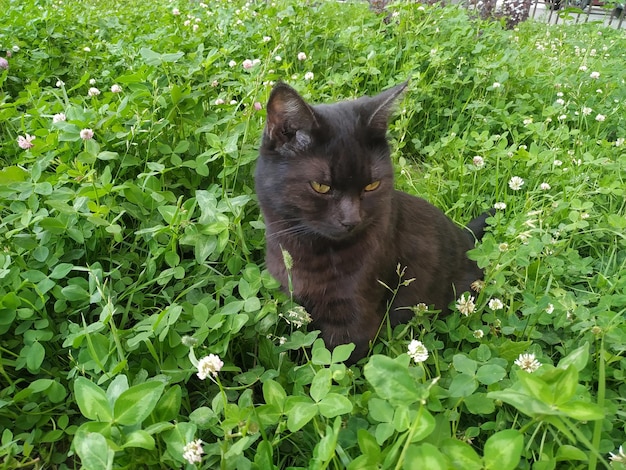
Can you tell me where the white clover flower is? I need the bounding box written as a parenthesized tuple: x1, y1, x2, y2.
(110, 84, 122, 93)
(88, 87, 101, 97)
(456, 293, 475, 317)
(508, 176, 525, 191)
(553, 159, 563, 167)
(558, 114, 567, 121)
(197, 354, 224, 380)
(229, 99, 237, 105)
(297, 51, 307, 61)
(89, 78, 96, 85)
(182, 439, 204, 465)
(263, 36, 272, 42)
(609, 446, 626, 463)
(274, 55, 282, 62)
(473, 329, 484, 339)
(595, 114, 606, 122)
(523, 117, 533, 126)
(17, 134, 35, 150)
(471, 280, 484, 292)
(498, 243, 509, 252)
(193, 24, 199, 32)
(472, 156, 485, 168)
(283, 306, 311, 328)
(214, 98, 225, 105)
(488, 298, 504, 310)
(80, 128, 94, 140)
(514, 353, 541, 373)
(83, 46, 91, 52)
(52, 113, 66, 123)
(12, 45, 20, 52)
(412, 303, 429, 315)
(172, 7, 180, 15)
(492, 82, 501, 88)
(615, 137, 625, 147)
(590, 71, 600, 79)
(540, 182, 551, 191)
(578, 65, 588, 72)
(242, 59, 254, 69)
(494, 202, 506, 210)
(228, 60, 237, 67)
(555, 98, 565, 106)
(304, 71, 314, 81)
(545, 304, 554, 314)
(56, 79, 65, 87)
(582, 107, 592, 116)
(407, 339, 429, 363)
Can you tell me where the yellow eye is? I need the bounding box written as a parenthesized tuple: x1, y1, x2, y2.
(310, 181, 331, 194)
(364, 180, 381, 192)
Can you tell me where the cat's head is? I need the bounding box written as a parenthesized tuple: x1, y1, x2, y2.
(256, 82, 407, 242)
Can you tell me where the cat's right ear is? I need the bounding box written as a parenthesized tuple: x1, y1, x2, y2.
(265, 83, 318, 148)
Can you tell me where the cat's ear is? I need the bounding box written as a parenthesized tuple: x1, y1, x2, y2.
(265, 83, 318, 147)
(365, 81, 408, 130)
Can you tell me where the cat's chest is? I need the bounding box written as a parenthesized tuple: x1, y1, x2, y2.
(267, 237, 380, 299)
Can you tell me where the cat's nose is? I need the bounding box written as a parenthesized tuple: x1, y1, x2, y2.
(339, 214, 361, 232)
(340, 219, 360, 231)
(338, 198, 361, 231)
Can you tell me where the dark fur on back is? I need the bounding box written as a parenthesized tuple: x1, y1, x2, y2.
(255, 83, 488, 362)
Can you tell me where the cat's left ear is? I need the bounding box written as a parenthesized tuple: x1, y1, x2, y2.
(365, 81, 408, 130)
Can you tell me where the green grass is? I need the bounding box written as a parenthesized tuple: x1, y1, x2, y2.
(1, 0, 626, 468)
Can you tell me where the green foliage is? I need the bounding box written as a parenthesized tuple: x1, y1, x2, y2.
(1, 0, 626, 468)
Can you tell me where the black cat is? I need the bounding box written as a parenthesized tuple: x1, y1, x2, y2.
(255, 82, 489, 362)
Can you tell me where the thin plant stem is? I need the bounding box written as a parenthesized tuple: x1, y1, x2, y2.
(589, 334, 606, 470)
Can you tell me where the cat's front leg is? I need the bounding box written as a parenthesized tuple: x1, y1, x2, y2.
(310, 301, 382, 364)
